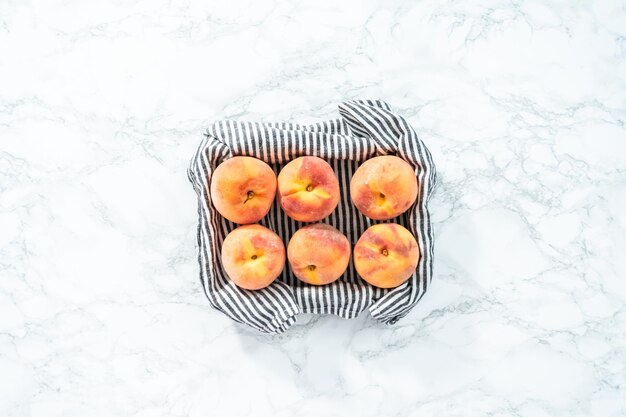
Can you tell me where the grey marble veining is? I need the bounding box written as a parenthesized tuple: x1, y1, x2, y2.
(1, 0, 625, 416)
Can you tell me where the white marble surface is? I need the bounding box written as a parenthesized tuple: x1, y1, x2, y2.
(2, 0, 626, 415)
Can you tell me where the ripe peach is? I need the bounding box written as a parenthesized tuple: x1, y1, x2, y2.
(221, 224, 285, 290)
(210, 156, 277, 224)
(277, 156, 340, 222)
(353, 223, 419, 288)
(350, 155, 418, 220)
(287, 223, 350, 285)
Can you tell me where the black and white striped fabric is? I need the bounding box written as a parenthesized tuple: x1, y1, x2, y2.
(188, 100, 436, 333)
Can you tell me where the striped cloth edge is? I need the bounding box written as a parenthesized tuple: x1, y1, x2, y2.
(188, 99, 436, 334)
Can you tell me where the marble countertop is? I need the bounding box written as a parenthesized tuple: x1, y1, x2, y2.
(2, 0, 625, 416)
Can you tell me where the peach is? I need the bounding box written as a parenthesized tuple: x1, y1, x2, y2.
(210, 156, 277, 224)
(353, 223, 419, 288)
(221, 224, 285, 290)
(350, 155, 418, 220)
(287, 223, 350, 285)
(277, 156, 340, 222)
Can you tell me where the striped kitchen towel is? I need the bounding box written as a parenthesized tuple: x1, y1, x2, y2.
(188, 100, 436, 333)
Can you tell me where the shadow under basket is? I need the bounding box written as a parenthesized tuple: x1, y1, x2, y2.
(187, 100, 436, 334)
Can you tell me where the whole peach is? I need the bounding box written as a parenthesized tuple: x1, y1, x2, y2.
(287, 223, 350, 285)
(353, 223, 419, 288)
(350, 155, 417, 220)
(210, 156, 276, 224)
(277, 156, 339, 222)
(221, 224, 285, 290)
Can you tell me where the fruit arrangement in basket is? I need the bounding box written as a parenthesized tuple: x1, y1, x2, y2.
(210, 154, 420, 290)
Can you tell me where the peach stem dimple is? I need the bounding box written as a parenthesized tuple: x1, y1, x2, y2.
(381, 249, 389, 256)
(243, 190, 255, 204)
(251, 254, 258, 260)
(306, 184, 313, 192)
(307, 265, 316, 271)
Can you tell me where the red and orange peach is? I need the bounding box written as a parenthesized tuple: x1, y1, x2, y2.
(221, 224, 285, 290)
(287, 223, 350, 285)
(353, 223, 419, 288)
(350, 155, 417, 220)
(277, 156, 340, 222)
(210, 156, 276, 224)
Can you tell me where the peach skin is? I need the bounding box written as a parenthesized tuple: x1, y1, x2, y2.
(210, 156, 277, 224)
(277, 156, 340, 222)
(353, 223, 419, 288)
(350, 155, 418, 220)
(287, 223, 351, 285)
(221, 224, 285, 290)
